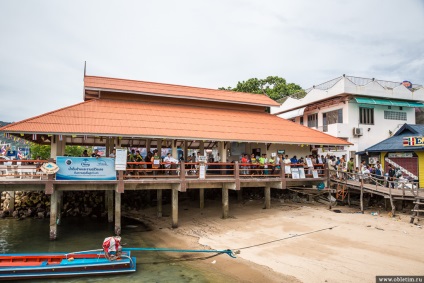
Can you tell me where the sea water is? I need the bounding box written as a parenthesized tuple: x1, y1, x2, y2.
(0, 217, 225, 283)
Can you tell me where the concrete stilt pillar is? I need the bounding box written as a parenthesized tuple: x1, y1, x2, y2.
(222, 188, 229, 219)
(264, 186, 271, 209)
(157, 190, 163, 217)
(57, 191, 63, 225)
(49, 190, 58, 240)
(107, 190, 114, 223)
(114, 191, 121, 236)
(172, 188, 178, 228)
(199, 188, 204, 209)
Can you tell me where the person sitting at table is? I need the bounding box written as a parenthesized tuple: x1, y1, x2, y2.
(164, 153, 178, 175)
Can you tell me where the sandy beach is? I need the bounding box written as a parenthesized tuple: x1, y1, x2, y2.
(129, 195, 424, 283)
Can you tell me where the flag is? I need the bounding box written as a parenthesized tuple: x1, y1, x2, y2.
(0, 145, 5, 155)
(403, 137, 415, 146)
(59, 135, 63, 141)
(32, 134, 37, 140)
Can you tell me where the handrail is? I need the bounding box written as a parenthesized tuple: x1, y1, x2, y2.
(0, 159, 329, 181)
(329, 169, 418, 192)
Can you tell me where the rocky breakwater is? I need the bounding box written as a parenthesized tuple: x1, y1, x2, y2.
(0, 191, 106, 220)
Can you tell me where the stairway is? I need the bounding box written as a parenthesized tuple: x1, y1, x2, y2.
(410, 194, 424, 224)
(385, 158, 418, 179)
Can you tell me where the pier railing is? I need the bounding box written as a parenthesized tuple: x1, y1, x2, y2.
(0, 159, 46, 179)
(329, 168, 420, 198)
(124, 161, 326, 179)
(0, 159, 328, 182)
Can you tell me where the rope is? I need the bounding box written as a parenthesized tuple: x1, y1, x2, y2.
(234, 226, 337, 250)
(122, 247, 236, 258)
(136, 253, 224, 265)
(65, 227, 336, 264)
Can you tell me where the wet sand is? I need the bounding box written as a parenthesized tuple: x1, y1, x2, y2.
(128, 197, 424, 283)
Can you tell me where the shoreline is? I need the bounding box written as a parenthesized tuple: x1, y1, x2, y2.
(125, 198, 424, 283)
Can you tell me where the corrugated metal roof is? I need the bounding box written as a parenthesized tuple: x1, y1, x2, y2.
(355, 97, 424, 107)
(84, 76, 280, 107)
(0, 99, 350, 145)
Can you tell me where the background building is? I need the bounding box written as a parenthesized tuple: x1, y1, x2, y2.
(271, 75, 424, 162)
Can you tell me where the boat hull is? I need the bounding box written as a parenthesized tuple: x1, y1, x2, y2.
(0, 252, 136, 280)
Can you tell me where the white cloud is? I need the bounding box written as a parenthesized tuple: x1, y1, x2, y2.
(0, 0, 423, 122)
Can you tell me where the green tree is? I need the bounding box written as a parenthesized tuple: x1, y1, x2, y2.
(65, 145, 85, 157)
(219, 76, 304, 101)
(30, 144, 51, 159)
(30, 144, 86, 159)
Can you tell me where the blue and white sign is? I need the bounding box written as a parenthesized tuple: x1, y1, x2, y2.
(56, 157, 116, 180)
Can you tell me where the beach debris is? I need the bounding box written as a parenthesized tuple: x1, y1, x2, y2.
(366, 225, 371, 227)
(332, 209, 342, 213)
(403, 231, 407, 234)
(371, 212, 378, 216)
(375, 227, 384, 231)
(211, 260, 216, 264)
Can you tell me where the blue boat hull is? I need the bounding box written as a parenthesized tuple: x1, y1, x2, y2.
(0, 252, 136, 281)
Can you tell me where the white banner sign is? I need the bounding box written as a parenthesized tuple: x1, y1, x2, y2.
(115, 149, 128, 171)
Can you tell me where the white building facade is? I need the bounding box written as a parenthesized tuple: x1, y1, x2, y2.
(271, 76, 424, 161)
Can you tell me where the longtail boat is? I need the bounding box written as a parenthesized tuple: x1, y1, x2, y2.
(0, 251, 136, 281)
(0, 236, 237, 281)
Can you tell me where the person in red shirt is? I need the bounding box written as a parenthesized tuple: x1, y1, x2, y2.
(241, 154, 248, 175)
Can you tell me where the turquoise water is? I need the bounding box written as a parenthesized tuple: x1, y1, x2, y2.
(0, 217, 225, 283)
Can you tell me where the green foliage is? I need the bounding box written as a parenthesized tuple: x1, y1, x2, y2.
(220, 76, 304, 101)
(65, 145, 85, 157)
(29, 145, 86, 159)
(30, 144, 51, 160)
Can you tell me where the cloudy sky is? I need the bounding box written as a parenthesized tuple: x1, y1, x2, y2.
(1, 0, 423, 122)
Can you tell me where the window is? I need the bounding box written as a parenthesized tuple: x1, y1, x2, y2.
(300, 116, 304, 125)
(323, 109, 343, 132)
(359, 107, 374, 125)
(307, 113, 318, 128)
(384, 111, 407, 121)
(399, 107, 403, 111)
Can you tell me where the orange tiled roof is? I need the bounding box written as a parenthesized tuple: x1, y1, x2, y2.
(0, 99, 350, 145)
(84, 76, 280, 107)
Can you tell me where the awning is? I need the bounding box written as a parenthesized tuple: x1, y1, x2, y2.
(278, 107, 306, 120)
(354, 97, 424, 107)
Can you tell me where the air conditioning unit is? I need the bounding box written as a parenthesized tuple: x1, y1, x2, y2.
(353, 127, 363, 136)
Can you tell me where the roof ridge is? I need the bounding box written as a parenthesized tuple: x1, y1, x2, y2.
(84, 75, 269, 98)
(0, 100, 97, 132)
